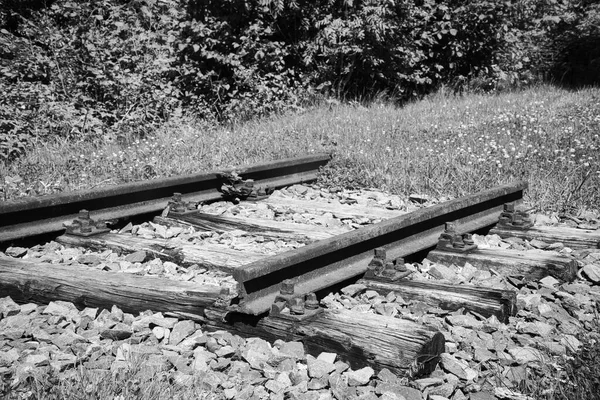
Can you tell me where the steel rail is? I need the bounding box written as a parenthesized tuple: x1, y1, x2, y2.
(0, 153, 331, 243)
(231, 181, 528, 315)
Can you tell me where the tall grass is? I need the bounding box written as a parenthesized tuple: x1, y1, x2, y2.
(1, 84, 599, 212)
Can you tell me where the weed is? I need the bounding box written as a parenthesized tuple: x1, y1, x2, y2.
(1, 84, 599, 213)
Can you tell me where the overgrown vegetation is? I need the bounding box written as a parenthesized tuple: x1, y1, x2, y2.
(1, 0, 599, 162)
(518, 316, 600, 400)
(2, 85, 599, 213)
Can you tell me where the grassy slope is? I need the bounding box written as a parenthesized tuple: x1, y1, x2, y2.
(2, 84, 599, 212)
(1, 85, 599, 398)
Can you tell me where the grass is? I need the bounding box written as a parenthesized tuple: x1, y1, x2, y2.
(518, 325, 600, 399)
(1, 84, 599, 213)
(1, 84, 599, 398)
(0, 352, 220, 400)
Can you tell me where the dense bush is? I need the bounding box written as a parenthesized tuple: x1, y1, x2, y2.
(0, 0, 183, 161)
(1, 0, 598, 162)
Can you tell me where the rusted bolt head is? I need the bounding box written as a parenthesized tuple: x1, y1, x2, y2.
(504, 203, 515, 212)
(280, 279, 295, 295)
(452, 236, 465, 248)
(289, 297, 305, 315)
(394, 258, 407, 271)
(445, 222, 456, 232)
(463, 233, 475, 245)
(305, 293, 319, 309)
(79, 210, 90, 220)
(173, 192, 182, 201)
(381, 264, 396, 278)
(374, 247, 386, 259)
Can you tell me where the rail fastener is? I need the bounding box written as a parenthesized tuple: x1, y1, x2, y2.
(63, 209, 110, 237)
(230, 181, 529, 316)
(490, 203, 600, 250)
(364, 248, 412, 282)
(0, 153, 331, 243)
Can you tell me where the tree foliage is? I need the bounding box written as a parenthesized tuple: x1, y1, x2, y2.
(1, 0, 598, 161)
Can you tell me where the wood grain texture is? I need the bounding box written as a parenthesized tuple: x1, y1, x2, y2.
(427, 248, 577, 282)
(358, 278, 517, 322)
(263, 196, 403, 220)
(204, 307, 444, 378)
(0, 256, 221, 318)
(56, 233, 265, 273)
(490, 225, 600, 250)
(155, 213, 349, 243)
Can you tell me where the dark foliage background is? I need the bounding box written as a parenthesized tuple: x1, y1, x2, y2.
(1, 0, 598, 161)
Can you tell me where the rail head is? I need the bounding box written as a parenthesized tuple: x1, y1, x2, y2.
(231, 180, 528, 315)
(0, 153, 331, 243)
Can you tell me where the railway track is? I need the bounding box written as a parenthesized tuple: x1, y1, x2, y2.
(1, 155, 599, 399)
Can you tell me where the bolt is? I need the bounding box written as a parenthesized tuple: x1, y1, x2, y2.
(289, 297, 305, 315)
(452, 236, 465, 248)
(78, 210, 90, 220)
(445, 222, 456, 233)
(173, 193, 182, 202)
(280, 279, 295, 295)
(305, 293, 319, 309)
(394, 257, 407, 271)
(373, 248, 386, 259)
(499, 216, 511, 225)
(513, 213, 524, 226)
(504, 203, 515, 213)
(381, 262, 396, 278)
(463, 233, 475, 246)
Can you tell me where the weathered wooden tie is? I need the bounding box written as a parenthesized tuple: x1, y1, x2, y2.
(263, 196, 403, 220)
(490, 225, 600, 250)
(489, 203, 599, 249)
(427, 222, 577, 282)
(57, 232, 265, 273)
(0, 257, 223, 320)
(204, 307, 444, 378)
(154, 212, 349, 243)
(358, 278, 517, 323)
